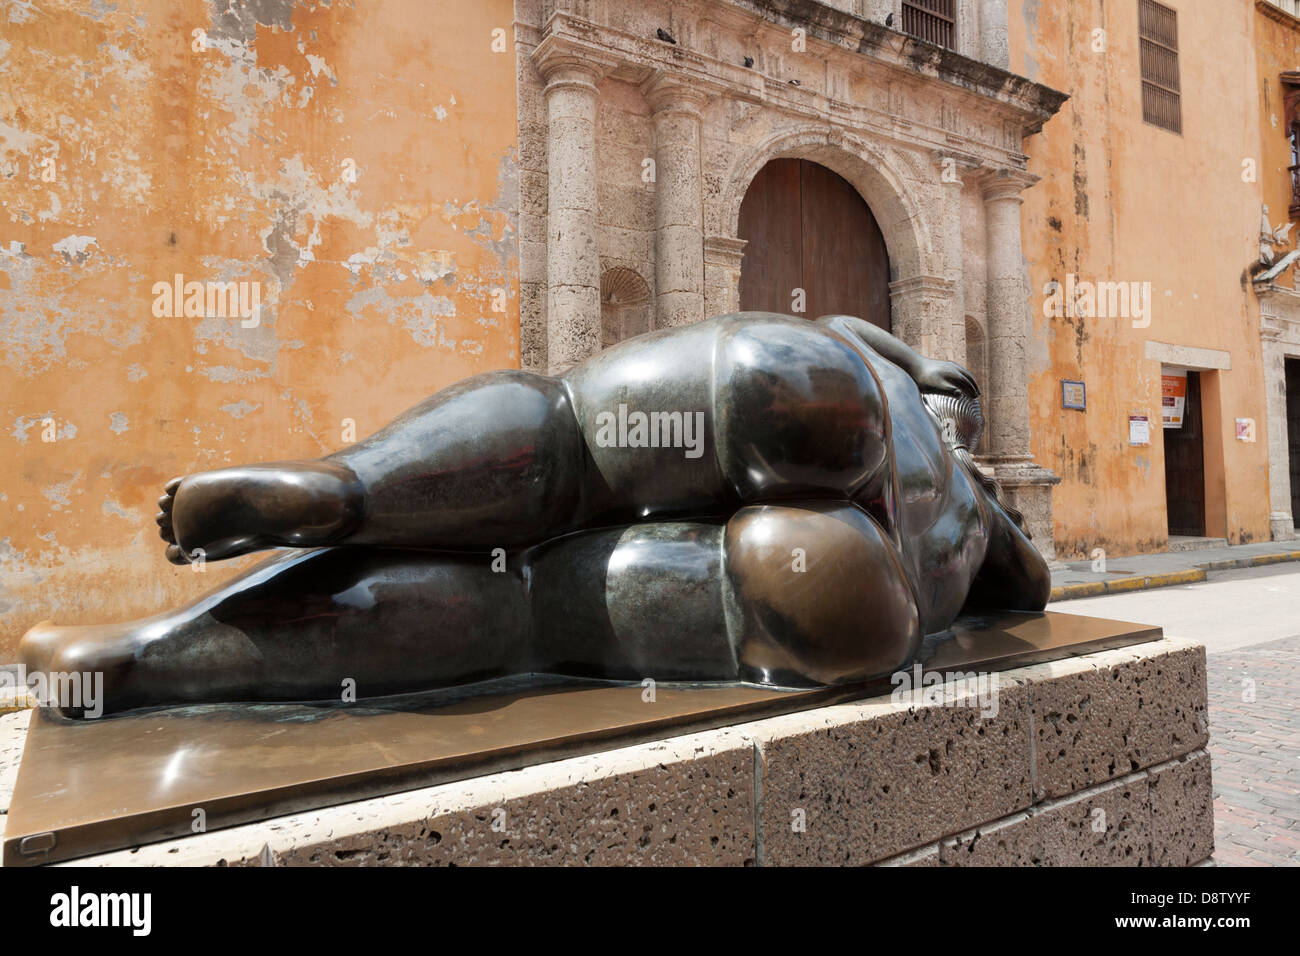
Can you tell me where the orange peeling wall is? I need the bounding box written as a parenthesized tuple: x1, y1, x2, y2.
(0, 0, 520, 660)
(1011, 0, 1270, 559)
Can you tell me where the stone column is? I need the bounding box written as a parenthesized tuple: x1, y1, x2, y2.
(980, 169, 1061, 561)
(982, 172, 1033, 463)
(537, 52, 605, 373)
(979, 0, 1010, 68)
(704, 235, 747, 318)
(644, 74, 707, 329)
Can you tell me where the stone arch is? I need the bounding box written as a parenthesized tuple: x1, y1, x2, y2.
(719, 126, 937, 283)
(599, 265, 652, 347)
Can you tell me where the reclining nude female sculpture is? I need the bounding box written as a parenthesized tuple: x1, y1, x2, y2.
(21, 312, 1049, 717)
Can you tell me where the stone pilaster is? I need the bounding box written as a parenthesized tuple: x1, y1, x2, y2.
(934, 152, 977, 367)
(979, 169, 1060, 560)
(704, 235, 747, 318)
(534, 43, 611, 373)
(644, 74, 708, 329)
(1256, 286, 1299, 540)
(888, 275, 958, 361)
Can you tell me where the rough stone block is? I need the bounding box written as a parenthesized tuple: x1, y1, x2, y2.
(942, 774, 1152, 866)
(750, 682, 1035, 866)
(1031, 639, 1207, 798)
(1148, 751, 1215, 866)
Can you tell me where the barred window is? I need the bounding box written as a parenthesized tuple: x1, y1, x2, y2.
(1139, 0, 1181, 134)
(901, 0, 956, 51)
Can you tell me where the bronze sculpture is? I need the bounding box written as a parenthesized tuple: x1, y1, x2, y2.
(21, 313, 1049, 716)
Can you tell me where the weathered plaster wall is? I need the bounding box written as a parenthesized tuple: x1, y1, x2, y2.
(1011, 0, 1269, 558)
(0, 0, 520, 660)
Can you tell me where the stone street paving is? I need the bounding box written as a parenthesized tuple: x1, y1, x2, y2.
(1207, 635, 1300, 865)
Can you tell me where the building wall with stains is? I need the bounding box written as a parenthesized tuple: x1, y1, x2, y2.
(0, 0, 520, 660)
(1010, 0, 1271, 559)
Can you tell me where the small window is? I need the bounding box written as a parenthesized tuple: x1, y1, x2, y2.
(901, 0, 956, 51)
(1139, 0, 1182, 134)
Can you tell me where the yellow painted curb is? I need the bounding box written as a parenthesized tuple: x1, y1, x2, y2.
(1051, 548, 1300, 602)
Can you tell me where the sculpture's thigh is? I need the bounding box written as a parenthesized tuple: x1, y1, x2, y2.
(23, 548, 531, 714)
(724, 501, 920, 687)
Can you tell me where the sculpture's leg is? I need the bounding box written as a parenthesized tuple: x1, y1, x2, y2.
(159, 370, 588, 563)
(20, 547, 530, 716)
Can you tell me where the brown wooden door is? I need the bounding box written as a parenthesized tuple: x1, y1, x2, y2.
(1287, 358, 1300, 521)
(1164, 370, 1206, 537)
(737, 158, 891, 330)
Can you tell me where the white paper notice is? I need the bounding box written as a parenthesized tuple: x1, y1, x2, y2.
(1129, 415, 1150, 446)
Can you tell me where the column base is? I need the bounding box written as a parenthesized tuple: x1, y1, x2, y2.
(1270, 512, 1297, 541)
(982, 457, 1062, 564)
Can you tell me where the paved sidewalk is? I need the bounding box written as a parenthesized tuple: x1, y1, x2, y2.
(1051, 540, 1300, 602)
(1205, 635, 1300, 866)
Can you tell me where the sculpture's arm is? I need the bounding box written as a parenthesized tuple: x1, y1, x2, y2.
(818, 314, 979, 400)
(962, 495, 1051, 613)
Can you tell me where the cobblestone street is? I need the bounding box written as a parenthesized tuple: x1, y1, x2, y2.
(1206, 636, 1300, 865)
(1054, 564, 1300, 867)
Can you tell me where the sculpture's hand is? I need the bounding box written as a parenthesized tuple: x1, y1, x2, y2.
(914, 358, 979, 399)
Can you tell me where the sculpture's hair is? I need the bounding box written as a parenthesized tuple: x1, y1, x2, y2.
(921, 391, 1030, 538)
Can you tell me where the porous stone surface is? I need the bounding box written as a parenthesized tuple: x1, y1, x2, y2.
(749, 681, 1035, 865)
(1148, 751, 1215, 867)
(1030, 639, 1208, 799)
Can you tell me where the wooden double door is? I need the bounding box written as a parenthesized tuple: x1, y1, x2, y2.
(737, 159, 892, 330)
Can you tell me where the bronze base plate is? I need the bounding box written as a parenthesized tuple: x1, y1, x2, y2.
(3, 611, 1161, 866)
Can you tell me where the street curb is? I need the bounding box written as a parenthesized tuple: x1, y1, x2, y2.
(1049, 549, 1300, 602)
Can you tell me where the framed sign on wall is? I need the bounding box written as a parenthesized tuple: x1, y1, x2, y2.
(1061, 380, 1086, 411)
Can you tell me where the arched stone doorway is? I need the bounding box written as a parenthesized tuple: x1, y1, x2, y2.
(736, 158, 892, 330)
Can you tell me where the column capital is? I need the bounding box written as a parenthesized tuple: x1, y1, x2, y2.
(704, 235, 747, 269)
(930, 150, 982, 185)
(641, 72, 711, 117)
(978, 167, 1039, 203)
(888, 274, 957, 299)
(532, 34, 619, 90)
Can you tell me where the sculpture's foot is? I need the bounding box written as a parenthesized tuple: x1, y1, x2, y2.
(157, 461, 365, 564)
(19, 619, 143, 718)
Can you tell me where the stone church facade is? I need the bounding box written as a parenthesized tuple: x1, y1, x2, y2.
(513, 0, 1067, 556)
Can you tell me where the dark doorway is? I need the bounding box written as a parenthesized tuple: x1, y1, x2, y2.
(737, 158, 891, 330)
(1164, 369, 1206, 537)
(1287, 358, 1300, 523)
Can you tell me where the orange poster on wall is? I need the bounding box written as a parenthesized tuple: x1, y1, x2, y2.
(1161, 373, 1187, 428)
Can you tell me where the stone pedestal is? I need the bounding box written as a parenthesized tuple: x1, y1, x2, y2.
(7, 638, 1210, 867)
